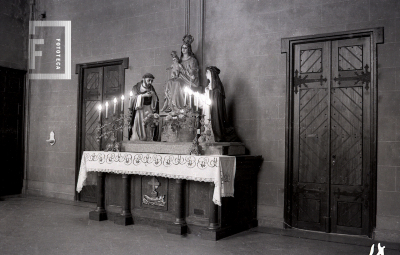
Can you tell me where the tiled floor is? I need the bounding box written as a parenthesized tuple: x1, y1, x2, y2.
(0, 196, 398, 255)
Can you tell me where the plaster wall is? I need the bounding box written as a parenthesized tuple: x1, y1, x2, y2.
(203, 0, 400, 242)
(23, 0, 400, 243)
(26, 0, 188, 200)
(0, 0, 29, 70)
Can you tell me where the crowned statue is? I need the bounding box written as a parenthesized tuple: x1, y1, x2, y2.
(161, 35, 199, 113)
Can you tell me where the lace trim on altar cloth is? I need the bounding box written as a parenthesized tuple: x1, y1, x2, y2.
(85, 168, 216, 183)
(84, 152, 220, 170)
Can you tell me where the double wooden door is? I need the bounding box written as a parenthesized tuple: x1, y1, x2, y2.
(291, 36, 372, 235)
(78, 64, 125, 202)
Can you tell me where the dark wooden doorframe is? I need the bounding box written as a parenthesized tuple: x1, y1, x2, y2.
(281, 28, 383, 237)
(0, 66, 26, 196)
(74, 58, 129, 201)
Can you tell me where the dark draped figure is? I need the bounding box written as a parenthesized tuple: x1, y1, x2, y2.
(206, 66, 240, 142)
(128, 81, 159, 141)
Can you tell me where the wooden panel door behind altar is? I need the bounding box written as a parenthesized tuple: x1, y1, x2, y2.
(292, 36, 372, 235)
(0, 67, 25, 196)
(79, 65, 124, 202)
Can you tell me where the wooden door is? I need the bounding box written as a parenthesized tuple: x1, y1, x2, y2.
(291, 36, 372, 235)
(79, 67, 103, 202)
(78, 65, 124, 202)
(0, 67, 25, 196)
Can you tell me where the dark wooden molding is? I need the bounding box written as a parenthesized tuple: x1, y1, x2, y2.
(75, 58, 129, 74)
(282, 27, 383, 53)
(281, 28, 383, 237)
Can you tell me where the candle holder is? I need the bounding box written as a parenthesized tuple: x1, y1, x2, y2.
(198, 114, 214, 143)
(96, 112, 131, 152)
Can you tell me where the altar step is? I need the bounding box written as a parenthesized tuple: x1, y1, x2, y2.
(122, 141, 246, 155)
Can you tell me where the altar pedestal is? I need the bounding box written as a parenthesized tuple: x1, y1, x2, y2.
(104, 155, 261, 240)
(114, 174, 133, 226)
(89, 173, 107, 221)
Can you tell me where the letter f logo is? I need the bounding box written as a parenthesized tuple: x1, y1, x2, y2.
(29, 38, 44, 70)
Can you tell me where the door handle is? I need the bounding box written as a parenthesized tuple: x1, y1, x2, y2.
(332, 155, 336, 166)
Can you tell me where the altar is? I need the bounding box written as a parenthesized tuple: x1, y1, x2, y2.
(75, 34, 263, 240)
(77, 150, 262, 240)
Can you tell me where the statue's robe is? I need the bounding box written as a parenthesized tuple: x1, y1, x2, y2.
(208, 78, 240, 143)
(129, 82, 159, 141)
(161, 56, 199, 112)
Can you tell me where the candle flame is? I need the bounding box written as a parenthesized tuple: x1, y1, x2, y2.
(184, 87, 192, 94)
(98, 104, 102, 111)
(121, 95, 125, 100)
(114, 97, 117, 103)
(105, 101, 109, 107)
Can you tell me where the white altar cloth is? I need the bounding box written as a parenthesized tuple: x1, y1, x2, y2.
(77, 151, 236, 206)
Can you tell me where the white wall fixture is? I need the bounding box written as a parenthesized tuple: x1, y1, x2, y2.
(46, 131, 56, 145)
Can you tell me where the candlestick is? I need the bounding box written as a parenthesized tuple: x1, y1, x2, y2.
(121, 95, 124, 112)
(129, 91, 133, 108)
(105, 101, 109, 118)
(98, 104, 102, 120)
(113, 97, 117, 114)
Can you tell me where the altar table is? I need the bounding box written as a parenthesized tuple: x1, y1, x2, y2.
(77, 151, 262, 240)
(77, 151, 236, 206)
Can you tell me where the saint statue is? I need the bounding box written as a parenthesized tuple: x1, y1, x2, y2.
(128, 73, 159, 141)
(205, 66, 240, 142)
(161, 35, 199, 112)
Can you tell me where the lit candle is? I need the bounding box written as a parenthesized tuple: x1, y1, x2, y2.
(121, 95, 125, 111)
(195, 92, 199, 111)
(98, 104, 102, 120)
(184, 90, 187, 105)
(184, 87, 189, 106)
(129, 91, 133, 108)
(113, 97, 117, 114)
(206, 89, 211, 105)
(189, 90, 192, 107)
(105, 101, 109, 118)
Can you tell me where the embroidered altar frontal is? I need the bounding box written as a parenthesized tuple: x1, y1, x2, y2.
(77, 151, 236, 205)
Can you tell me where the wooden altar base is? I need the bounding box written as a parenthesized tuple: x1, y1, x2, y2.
(91, 155, 262, 241)
(89, 209, 107, 221)
(114, 214, 133, 226)
(167, 223, 188, 235)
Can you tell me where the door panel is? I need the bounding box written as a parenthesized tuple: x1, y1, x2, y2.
(292, 42, 330, 232)
(292, 37, 371, 235)
(330, 37, 371, 235)
(79, 67, 103, 202)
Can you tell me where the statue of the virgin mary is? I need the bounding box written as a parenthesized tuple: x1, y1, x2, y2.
(161, 35, 199, 112)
